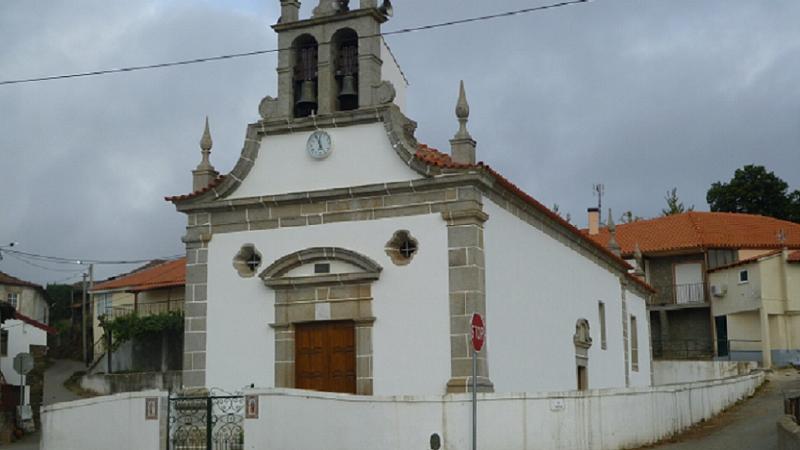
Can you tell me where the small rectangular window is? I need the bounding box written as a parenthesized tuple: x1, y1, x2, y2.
(6, 293, 18, 309)
(0, 329, 7, 357)
(314, 263, 330, 274)
(739, 270, 749, 284)
(630, 315, 639, 372)
(598, 301, 607, 350)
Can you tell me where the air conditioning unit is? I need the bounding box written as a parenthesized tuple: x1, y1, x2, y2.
(711, 284, 727, 297)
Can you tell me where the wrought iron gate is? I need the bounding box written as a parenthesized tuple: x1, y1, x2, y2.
(168, 392, 244, 450)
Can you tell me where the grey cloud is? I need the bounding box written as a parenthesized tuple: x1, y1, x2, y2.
(1, 0, 798, 284)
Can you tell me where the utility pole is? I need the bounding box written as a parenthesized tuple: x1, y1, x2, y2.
(81, 273, 87, 366)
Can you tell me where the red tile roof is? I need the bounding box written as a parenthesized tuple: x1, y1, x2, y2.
(414, 145, 655, 294)
(0, 271, 41, 290)
(12, 311, 57, 334)
(584, 212, 800, 257)
(165, 175, 226, 202)
(91, 258, 186, 293)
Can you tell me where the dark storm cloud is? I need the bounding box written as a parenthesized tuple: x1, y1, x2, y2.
(1, 0, 798, 284)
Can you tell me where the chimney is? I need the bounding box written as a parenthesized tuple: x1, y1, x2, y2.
(587, 208, 600, 235)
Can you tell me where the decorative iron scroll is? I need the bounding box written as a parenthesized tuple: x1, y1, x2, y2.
(168, 391, 245, 450)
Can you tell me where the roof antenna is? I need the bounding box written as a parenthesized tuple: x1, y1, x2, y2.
(593, 183, 605, 222)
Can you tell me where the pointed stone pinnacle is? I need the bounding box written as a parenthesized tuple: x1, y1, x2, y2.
(450, 80, 476, 165)
(200, 116, 213, 152)
(456, 80, 469, 121)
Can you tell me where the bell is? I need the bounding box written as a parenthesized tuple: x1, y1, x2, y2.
(339, 75, 357, 102)
(296, 80, 317, 110)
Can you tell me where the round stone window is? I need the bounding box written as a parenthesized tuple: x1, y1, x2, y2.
(233, 244, 262, 278)
(385, 230, 418, 266)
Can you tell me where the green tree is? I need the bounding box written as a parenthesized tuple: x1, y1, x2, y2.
(706, 165, 798, 222)
(46, 283, 74, 322)
(661, 188, 693, 216)
(619, 211, 644, 224)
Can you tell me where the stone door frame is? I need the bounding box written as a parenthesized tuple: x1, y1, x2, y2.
(261, 247, 380, 395)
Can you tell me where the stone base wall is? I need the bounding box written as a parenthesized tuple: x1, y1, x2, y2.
(778, 415, 800, 450)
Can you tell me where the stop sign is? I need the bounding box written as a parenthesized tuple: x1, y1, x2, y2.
(471, 313, 485, 352)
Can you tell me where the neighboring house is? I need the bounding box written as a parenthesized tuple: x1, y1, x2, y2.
(0, 271, 49, 325)
(166, 0, 654, 396)
(0, 272, 55, 405)
(89, 258, 185, 373)
(585, 210, 800, 362)
(708, 249, 800, 366)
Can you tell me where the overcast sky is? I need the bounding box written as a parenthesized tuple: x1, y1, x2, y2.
(1, 0, 799, 285)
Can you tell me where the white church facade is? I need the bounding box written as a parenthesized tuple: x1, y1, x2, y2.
(167, 0, 653, 397)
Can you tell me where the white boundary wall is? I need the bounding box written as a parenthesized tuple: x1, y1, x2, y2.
(41, 390, 165, 450)
(39, 373, 764, 450)
(243, 372, 764, 450)
(653, 360, 759, 385)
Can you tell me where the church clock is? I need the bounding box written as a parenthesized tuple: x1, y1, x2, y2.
(306, 130, 332, 160)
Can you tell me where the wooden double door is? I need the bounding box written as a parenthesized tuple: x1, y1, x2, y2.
(295, 320, 356, 394)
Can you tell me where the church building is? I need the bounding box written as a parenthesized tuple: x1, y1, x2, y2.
(167, 0, 654, 396)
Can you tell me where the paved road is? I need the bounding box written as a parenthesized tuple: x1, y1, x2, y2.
(646, 368, 800, 450)
(4, 359, 85, 449)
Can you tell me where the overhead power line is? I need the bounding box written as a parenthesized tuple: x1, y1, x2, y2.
(1, 248, 183, 266)
(0, 0, 590, 86)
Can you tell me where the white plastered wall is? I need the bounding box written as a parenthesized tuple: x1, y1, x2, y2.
(205, 213, 451, 395)
(627, 289, 652, 387)
(483, 199, 651, 391)
(228, 123, 417, 200)
(1, 319, 47, 401)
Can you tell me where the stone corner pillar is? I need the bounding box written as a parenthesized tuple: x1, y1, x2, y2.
(181, 223, 212, 389)
(443, 201, 494, 393)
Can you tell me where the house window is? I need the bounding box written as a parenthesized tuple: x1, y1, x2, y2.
(314, 263, 330, 274)
(1, 329, 7, 356)
(631, 315, 639, 372)
(6, 293, 18, 309)
(95, 294, 112, 319)
(598, 301, 607, 350)
(738, 270, 749, 284)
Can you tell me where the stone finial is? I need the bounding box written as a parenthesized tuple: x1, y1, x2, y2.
(449, 80, 476, 165)
(633, 242, 645, 276)
(313, 0, 348, 17)
(192, 117, 219, 191)
(607, 208, 621, 257)
(280, 0, 301, 22)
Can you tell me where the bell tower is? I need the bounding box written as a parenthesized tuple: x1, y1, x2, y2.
(269, 0, 397, 120)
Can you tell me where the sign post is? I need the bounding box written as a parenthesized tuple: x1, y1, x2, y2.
(470, 313, 485, 450)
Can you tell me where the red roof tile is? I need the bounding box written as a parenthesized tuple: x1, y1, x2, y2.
(584, 212, 800, 256)
(414, 145, 655, 294)
(12, 311, 57, 334)
(0, 271, 41, 290)
(165, 175, 226, 202)
(91, 258, 186, 293)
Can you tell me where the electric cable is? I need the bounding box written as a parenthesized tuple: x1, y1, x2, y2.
(0, 0, 590, 86)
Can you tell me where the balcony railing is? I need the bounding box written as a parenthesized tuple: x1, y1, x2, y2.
(652, 282, 706, 305)
(104, 299, 184, 320)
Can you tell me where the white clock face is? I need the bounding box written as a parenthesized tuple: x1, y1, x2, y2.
(306, 130, 332, 160)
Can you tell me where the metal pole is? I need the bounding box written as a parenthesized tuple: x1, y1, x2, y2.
(82, 273, 87, 366)
(472, 349, 477, 450)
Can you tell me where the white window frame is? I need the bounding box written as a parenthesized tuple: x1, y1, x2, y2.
(738, 269, 749, 284)
(6, 292, 18, 309)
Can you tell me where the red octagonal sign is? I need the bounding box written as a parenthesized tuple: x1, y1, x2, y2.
(471, 313, 485, 352)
